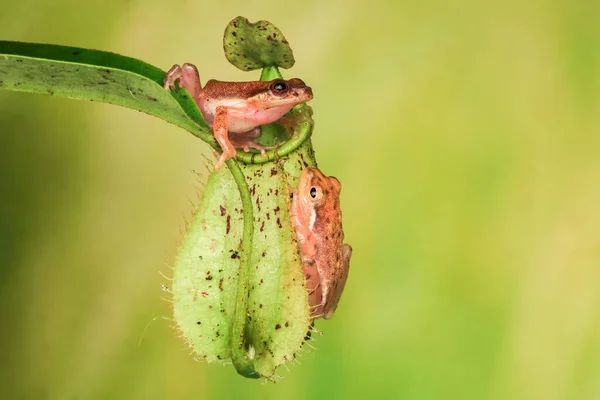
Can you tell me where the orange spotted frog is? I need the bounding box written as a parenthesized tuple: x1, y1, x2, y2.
(291, 167, 352, 319)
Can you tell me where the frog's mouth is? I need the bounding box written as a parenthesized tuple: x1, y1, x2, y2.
(292, 88, 313, 106)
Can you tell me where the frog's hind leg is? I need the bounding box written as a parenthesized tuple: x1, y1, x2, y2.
(304, 260, 324, 318)
(309, 301, 327, 320)
(230, 128, 271, 156)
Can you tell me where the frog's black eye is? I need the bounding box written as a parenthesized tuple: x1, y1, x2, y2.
(270, 80, 289, 96)
(308, 185, 323, 202)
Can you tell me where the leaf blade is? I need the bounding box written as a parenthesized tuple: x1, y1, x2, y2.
(0, 41, 212, 140)
(223, 17, 295, 71)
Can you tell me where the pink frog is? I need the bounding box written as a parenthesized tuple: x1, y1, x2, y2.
(164, 63, 313, 170)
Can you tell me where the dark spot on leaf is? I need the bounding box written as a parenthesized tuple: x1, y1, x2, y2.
(275, 324, 281, 330)
(197, 321, 201, 325)
(220, 205, 226, 216)
(206, 275, 213, 281)
(219, 278, 224, 291)
(230, 251, 238, 259)
(226, 215, 231, 234)
(285, 322, 289, 327)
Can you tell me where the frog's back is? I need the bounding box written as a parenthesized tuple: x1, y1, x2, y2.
(311, 181, 348, 315)
(201, 80, 268, 100)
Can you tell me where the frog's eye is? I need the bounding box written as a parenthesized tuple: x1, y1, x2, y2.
(308, 186, 323, 202)
(270, 80, 289, 97)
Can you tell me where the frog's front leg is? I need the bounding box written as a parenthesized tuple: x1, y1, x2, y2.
(163, 63, 202, 108)
(212, 106, 239, 171)
(211, 109, 272, 170)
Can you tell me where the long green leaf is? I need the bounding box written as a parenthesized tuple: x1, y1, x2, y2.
(0, 41, 215, 144)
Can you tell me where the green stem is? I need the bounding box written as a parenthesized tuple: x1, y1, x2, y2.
(259, 66, 281, 81)
(226, 158, 259, 378)
(234, 115, 313, 164)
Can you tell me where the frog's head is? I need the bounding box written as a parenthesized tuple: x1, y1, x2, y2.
(253, 78, 313, 109)
(297, 167, 342, 228)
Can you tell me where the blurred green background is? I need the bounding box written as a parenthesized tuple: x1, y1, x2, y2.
(1, 0, 599, 399)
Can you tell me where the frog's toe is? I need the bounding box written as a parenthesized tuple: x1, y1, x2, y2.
(163, 64, 183, 91)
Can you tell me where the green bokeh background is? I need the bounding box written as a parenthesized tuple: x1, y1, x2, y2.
(1, 1, 599, 399)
